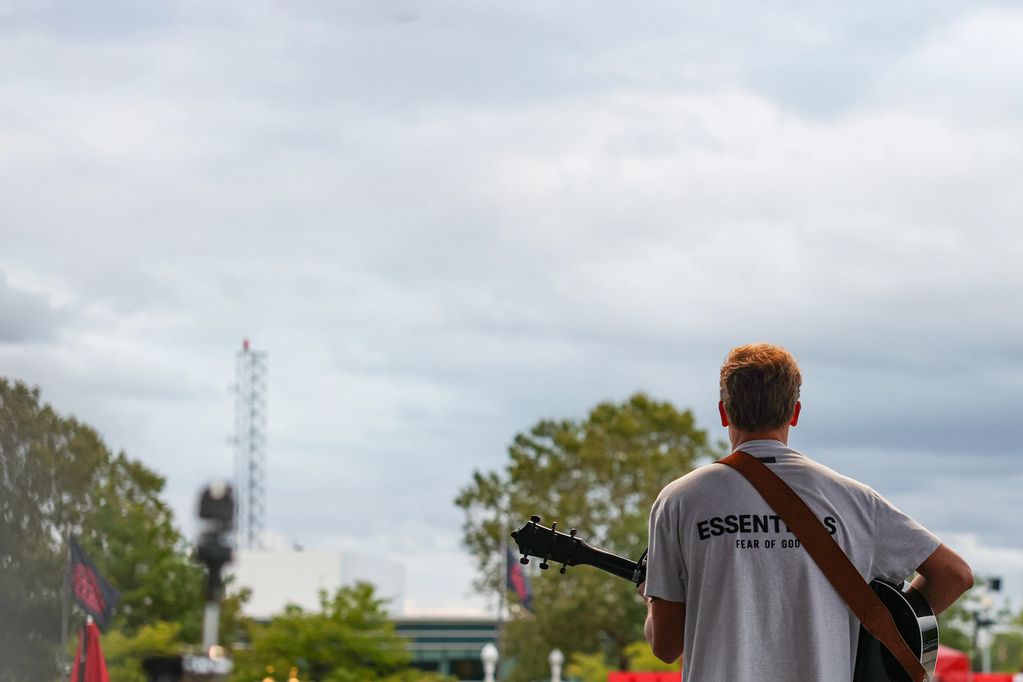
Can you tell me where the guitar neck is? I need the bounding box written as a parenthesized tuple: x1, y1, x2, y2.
(578, 542, 645, 584)
(510, 517, 647, 585)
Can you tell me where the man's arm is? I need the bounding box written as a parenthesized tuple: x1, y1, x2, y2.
(640, 586, 685, 664)
(910, 543, 974, 614)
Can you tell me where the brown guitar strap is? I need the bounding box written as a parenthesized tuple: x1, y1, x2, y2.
(716, 451, 928, 682)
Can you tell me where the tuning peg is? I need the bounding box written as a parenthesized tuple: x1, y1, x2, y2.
(520, 556, 529, 565)
(530, 515, 541, 524)
(560, 528, 577, 573)
(540, 521, 557, 570)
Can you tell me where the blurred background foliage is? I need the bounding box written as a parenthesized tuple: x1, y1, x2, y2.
(4, 378, 1021, 680)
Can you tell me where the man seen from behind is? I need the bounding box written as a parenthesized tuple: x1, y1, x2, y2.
(641, 343, 973, 681)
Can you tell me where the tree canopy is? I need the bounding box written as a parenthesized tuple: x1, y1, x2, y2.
(0, 377, 231, 681)
(455, 393, 723, 681)
(1, 377, 454, 682)
(231, 582, 453, 682)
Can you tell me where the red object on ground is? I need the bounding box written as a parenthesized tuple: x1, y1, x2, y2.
(70, 621, 111, 682)
(935, 644, 971, 682)
(609, 648, 1018, 682)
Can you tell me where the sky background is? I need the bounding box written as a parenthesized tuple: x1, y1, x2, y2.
(2, 0, 1022, 615)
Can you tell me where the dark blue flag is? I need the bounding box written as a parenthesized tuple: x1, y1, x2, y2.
(506, 546, 533, 612)
(69, 537, 121, 630)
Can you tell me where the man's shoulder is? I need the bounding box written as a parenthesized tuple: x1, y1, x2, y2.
(656, 453, 879, 506)
(656, 462, 742, 502)
(794, 455, 878, 498)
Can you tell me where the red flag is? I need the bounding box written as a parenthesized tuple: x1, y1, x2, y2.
(70, 621, 110, 682)
(69, 537, 121, 630)
(506, 546, 533, 611)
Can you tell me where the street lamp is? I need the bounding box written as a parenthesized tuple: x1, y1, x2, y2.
(549, 648, 565, 682)
(481, 643, 499, 682)
(973, 576, 1003, 673)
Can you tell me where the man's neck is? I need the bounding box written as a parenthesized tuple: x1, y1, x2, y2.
(729, 426, 790, 450)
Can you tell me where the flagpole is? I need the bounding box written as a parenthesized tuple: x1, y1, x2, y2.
(77, 618, 89, 682)
(60, 526, 71, 682)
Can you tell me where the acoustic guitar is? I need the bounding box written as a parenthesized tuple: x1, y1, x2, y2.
(511, 515, 938, 681)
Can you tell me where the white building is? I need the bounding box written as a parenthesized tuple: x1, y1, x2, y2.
(230, 549, 405, 620)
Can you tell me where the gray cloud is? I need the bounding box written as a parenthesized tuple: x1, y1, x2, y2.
(0, 273, 66, 343)
(1, 0, 1022, 612)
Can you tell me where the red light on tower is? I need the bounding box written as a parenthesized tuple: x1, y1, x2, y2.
(243, 338, 250, 352)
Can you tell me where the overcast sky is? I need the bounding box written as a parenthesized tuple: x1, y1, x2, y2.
(3, 0, 1022, 615)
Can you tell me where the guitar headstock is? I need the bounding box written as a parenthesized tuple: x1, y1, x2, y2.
(510, 515, 585, 574)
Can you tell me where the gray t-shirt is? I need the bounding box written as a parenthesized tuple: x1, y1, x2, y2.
(644, 440, 940, 682)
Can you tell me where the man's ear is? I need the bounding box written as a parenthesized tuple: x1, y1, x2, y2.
(718, 400, 729, 427)
(790, 401, 801, 427)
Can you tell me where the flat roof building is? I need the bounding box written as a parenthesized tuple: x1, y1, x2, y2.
(394, 616, 498, 681)
(230, 549, 404, 619)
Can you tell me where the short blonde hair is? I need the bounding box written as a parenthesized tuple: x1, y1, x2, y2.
(719, 343, 802, 432)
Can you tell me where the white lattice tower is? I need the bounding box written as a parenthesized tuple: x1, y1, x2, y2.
(234, 338, 267, 549)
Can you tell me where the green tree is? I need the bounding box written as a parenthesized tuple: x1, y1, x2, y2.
(455, 393, 723, 681)
(103, 621, 183, 682)
(0, 378, 238, 681)
(624, 640, 680, 672)
(76, 452, 208, 640)
(937, 594, 974, 656)
(231, 583, 452, 682)
(565, 650, 610, 682)
(992, 630, 1023, 673)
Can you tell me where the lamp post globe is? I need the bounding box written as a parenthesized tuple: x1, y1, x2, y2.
(481, 643, 499, 682)
(548, 648, 565, 682)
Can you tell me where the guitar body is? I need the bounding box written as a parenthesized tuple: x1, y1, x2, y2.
(853, 580, 938, 682)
